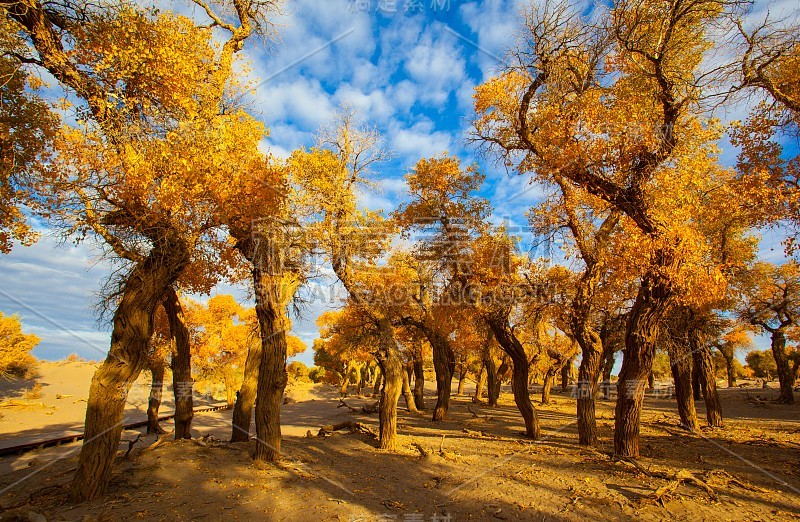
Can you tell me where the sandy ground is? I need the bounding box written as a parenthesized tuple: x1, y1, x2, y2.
(0, 365, 798, 521)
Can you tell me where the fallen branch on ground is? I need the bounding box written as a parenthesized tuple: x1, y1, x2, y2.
(338, 398, 379, 414)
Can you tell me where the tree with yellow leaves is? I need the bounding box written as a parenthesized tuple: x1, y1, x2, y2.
(0, 311, 39, 378)
(0, 19, 59, 253)
(738, 261, 800, 404)
(472, 0, 747, 456)
(1, 0, 282, 500)
(393, 154, 489, 421)
(291, 106, 403, 450)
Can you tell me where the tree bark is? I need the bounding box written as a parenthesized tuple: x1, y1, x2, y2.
(428, 328, 455, 421)
(474, 364, 486, 402)
(692, 359, 701, 401)
(542, 370, 555, 405)
(575, 343, 602, 445)
(164, 287, 193, 440)
(412, 358, 425, 410)
(146, 360, 166, 435)
(372, 366, 382, 397)
(230, 335, 261, 442)
(69, 237, 188, 502)
(401, 368, 418, 413)
(375, 318, 403, 450)
(723, 353, 735, 388)
(614, 262, 673, 458)
(489, 316, 539, 438)
(668, 342, 698, 432)
(690, 331, 723, 427)
(561, 357, 572, 391)
(770, 330, 795, 404)
(252, 262, 290, 462)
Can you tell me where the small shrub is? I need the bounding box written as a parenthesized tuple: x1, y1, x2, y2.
(23, 382, 43, 400)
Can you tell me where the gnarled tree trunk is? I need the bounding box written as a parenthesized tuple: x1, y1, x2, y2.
(614, 263, 673, 458)
(428, 327, 455, 421)
(164, 287, 192, 440)
(375, 318, 403, 450)
(770, 331, 795, 404)
(252, 263, 290, 462)
(69, 238, 188, 502)
(372, 366, 382, 397)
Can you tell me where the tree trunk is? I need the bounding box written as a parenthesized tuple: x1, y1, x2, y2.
(489, 317, 539, 438)
(647, 372, 655, 390)
(252, 262, 290, 462)
(668, 342, 698, 432)
(146, 361, 166, 435)
(231, 332, 262, 442)
(164, 287, 193, 440)
(354, 365, 363, 396)
(690, 332, 723, 427)
(575, 341, 602, 446)
(474, 364, 486, 402)
(542, 370, 555, 405)
(69, 238, 188, 502)
(692, 360, 701, 401)
(723, 353, 735, 388)
(413, 358, 425, 410)
(485, 356, 500, 407)
(770, 330, 795, 404)
(372, 366, 382, 397)
(614, 262, 673, 458)
(428, 329, 455, 421)
(401, 368, 418, 413)
(375, 318, 403, 450)
(601, 349, 615, 400)
(457, 365, 467, 396)
(561, 358, 571, 391)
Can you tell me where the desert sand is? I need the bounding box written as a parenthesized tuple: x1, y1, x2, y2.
(0, 362, 798, 521)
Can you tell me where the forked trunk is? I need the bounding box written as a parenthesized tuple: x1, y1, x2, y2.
(231, 335, 262, 442)
(375, 318, 403, 450)
(69, 238, 188, 502)
(146, 361, 166, 435)
(413, 359, 425, 410)
(770, 331, 795, 404)
(164, 287, 193, 440)
(690, 331, 722, 427)
(668, 342, 698, 432)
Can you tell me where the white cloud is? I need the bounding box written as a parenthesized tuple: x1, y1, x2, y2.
(390, 118, 454, 161)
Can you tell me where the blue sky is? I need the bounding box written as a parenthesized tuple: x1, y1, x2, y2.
(0, 0, 795, 366)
